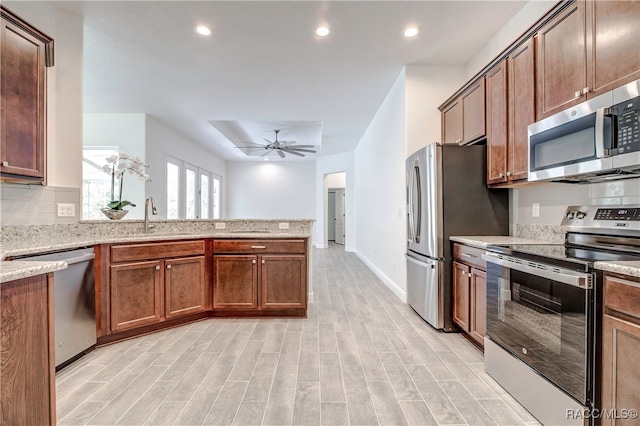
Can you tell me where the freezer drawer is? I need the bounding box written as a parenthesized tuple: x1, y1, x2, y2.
(406, 253, 443, 329)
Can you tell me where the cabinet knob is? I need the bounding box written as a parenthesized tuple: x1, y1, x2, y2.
(456, 139, 462, 144)
(574, 90, 581, 98)
(2, 161, 8, 167)
(166, 264, 172, 269)
(262, 259, 265, 264)
(155, 265, 160, 270)
(582, 87, 590, 95)
(461, 271, 466, 276)
(252, 259, 256, 264)
(506, 171, 512, 176)
(498, 172, 504, 178)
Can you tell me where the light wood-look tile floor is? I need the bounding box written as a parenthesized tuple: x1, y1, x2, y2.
(56, 243, 540, 425)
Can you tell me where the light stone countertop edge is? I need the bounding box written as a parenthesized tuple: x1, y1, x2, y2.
(449, 235, 560, 249)
(1, 261, 68, 283)
(594, 261, 640, 278)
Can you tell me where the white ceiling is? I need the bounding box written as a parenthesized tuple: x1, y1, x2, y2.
(51, 0, 529, 161)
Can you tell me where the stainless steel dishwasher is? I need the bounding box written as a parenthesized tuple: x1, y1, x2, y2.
(19, 247, 97, 368)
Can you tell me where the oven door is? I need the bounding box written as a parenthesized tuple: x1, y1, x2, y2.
(484, 252, 594, 405)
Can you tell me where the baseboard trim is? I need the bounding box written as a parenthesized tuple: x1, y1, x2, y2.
(352, 249, 407, 303)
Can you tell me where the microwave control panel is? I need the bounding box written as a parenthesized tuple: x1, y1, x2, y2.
(616, 96, 640, 154)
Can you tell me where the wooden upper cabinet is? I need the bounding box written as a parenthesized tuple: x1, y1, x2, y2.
(586, 0, 640, 98)
(507, 38, 535, 183)
(441, 79, 486, 146)
(486, 60, 509, 185)
(536, 1, 588, 119)
(0, 7, 53, 183)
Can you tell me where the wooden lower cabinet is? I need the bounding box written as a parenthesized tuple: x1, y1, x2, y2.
(452, 243, 487, 347)
(105, 240, 207, 334)
(261, 255, 306, 309)
(213, 255, 258, 308)
(601, 275, 640, 425)
(1, 273, 56, 425)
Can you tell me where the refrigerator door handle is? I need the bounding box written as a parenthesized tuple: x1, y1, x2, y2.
(413, 162, 422, 243)
(407, 168, 415, 242)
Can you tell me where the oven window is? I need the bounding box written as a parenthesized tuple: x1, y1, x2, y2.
(487, 265, 591, 404)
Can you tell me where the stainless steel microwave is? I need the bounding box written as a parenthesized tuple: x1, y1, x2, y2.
(528, 79, 640, 183)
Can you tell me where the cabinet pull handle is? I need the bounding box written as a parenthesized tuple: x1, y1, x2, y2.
(251, 245, 266, 249)
(155, 265, 160, 270)
(166, 264, 172, 269)
(461, 253, 476, 258)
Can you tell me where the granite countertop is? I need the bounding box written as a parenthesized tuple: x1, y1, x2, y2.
(1, 260, 67, 283)
(1, 219, 314, 282)
(594, 261, 640, 278)
(449, 235, 559, 249)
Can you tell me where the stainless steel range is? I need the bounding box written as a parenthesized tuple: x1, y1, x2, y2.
(484, 205, 640, 426)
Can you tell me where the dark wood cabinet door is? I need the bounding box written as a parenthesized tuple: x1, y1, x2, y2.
(536, 1, 587, 119)
(0, 14, 47, 182)
(260, 255, 306, 309)
(452, 261, 470, 332)
(461, 78, 486, 144)
(601, 314, 640, 426)
(486, 60, 508, 185)
(442, 99, 462, 145)
(213, 255, 258, 309)
(1, 274, 55, 425)
(110, 261, 162, 331)
(470, 268, 487, 347)
(165, 256, 206, 319)
(587, 0, 640, 98)
(507, 38, 535, 182)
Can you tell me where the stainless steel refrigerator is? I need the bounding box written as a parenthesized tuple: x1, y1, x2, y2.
(406, 143, 509, 331)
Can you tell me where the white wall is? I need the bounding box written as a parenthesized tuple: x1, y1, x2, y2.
(145, 115, 227, 219)
(315, 152, 355, 249)
(226, 160, 316, 221)
(353, 69, 407, 300)
(325, 172, 346, 189)
(405, 65, 466, 155)
(83, 114, 147, 219)
(1, 2, 84, 226)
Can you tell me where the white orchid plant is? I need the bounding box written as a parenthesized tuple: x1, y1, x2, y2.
(102, 152, 151, 210)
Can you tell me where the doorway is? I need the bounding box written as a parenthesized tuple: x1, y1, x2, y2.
(324, 172, 346, 248)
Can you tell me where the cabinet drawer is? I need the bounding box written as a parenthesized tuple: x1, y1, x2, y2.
(453, 243, 486, 269)
(604, 275, 640, 321)
(214, 239, 306, 254)
(111, 240, 205, 263)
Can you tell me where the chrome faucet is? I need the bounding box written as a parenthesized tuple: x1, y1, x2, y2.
(144, 196, 157, 233)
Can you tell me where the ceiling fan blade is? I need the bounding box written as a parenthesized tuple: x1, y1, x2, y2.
(260, 149, 272, 157)
(287, 144, 315, 149)
(284, 150, 305, 157)
(238, 142, 266, 147)
(277, 150, 286, 159)
(284, 148, 316, 153)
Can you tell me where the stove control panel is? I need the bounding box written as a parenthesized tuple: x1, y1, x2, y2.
(561, 205, 640, 235)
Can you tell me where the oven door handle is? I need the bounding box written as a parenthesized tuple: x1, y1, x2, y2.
(482, 252, 592, 289)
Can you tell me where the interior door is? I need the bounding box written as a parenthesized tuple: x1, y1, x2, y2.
(327, 190, 336, 241)
(334, 189, 345, 245)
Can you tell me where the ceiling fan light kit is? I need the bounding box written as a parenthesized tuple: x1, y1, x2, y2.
(237, 129, 317, 158)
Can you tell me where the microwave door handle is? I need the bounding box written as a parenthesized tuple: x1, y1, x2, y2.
(595, 107, 618, 157)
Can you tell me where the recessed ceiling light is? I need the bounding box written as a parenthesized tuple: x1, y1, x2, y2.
(316, 26, 330, 37)
(194, 25, 212, 36)
(404, 26, 419, 38)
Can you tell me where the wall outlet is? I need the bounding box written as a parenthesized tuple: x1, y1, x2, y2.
(532, 203, 540, 217)
(57, 203, 75, 217)
(279, 222, 290, 230)
(215, 222, 226, 229)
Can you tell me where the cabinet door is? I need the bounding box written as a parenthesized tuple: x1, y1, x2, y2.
(0, 16, 46, 181)
(461, 78, 486, 144)
(507, 38, 535, 182)
(213, 255, 258, 309)
(442, 99, 462, 145)
(110, 261, 162, 331)
(1, 274, 55, 425)
(470, 268, 487, 347)
(165, 256, 206, 319)
(452, 261, 470, 332)
(486, 60, 508, 185)
(586, 0, 640, 98)
(601, 314, 640, 426)
(536, 1, 587, 119)
(260, 255, 307, 309)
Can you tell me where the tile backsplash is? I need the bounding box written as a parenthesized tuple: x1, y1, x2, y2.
(0, 184, 81, 226)
(513, 177, 640, 226)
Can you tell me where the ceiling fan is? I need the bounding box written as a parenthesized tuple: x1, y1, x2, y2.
(238, 129, 317, 158)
